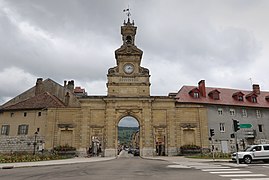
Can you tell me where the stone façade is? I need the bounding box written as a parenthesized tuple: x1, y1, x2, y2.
(0, 18, 209, 156)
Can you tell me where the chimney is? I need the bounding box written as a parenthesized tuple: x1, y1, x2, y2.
(253, 84, 260, 94)
(67, 80, 75, 91)
(35, 78, 44, 95)
(198, 80, 206, 97)
(64, 80, 67, 88)
(64, 92, 70, 106)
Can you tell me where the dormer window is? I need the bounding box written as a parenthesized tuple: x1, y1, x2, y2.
(246, 92, 258, 103)
(189, 88, 200, 98)
(238, 96, 243, 101)
(252, 96, 257, 103)
(232, 91, 244, 102)
(265, 96, 269, 102)
(208, 89, 220, 100)
(194, 92, 199, 98)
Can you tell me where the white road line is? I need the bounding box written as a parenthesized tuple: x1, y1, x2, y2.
(220, 174, 267, 177)
(167, 165, 191, 168)
(231, 178, 269, 180)
(210, 171, 252, 174)
(202, 168, 240, 171)
(194, 166, 230, 169)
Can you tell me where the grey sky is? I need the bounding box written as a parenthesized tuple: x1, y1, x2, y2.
(118, 116, 139, 127)
(0, 0, 269, 104)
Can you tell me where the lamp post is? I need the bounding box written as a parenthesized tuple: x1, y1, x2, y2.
(33, 131, 38, 155)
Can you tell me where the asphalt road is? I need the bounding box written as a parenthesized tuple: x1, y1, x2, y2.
(0, 156, 222, 180)
(2, 152, 269, 180)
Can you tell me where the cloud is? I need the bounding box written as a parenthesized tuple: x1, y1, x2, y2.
(0, 0, 268, 105)
(0, 67, 35, 102)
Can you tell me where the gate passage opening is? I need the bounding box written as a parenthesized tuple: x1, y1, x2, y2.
(118, 116, 140, 156)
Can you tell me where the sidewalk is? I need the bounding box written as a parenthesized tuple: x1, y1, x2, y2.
(0, 157, 115, 169)
(0, 156, 245, 169)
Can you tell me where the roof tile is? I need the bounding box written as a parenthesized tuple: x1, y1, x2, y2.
(1, 92, 66, 111)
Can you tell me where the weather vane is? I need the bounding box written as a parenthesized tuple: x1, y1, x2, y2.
(123, 6, 131, 20)
(123, 7, 131, 18)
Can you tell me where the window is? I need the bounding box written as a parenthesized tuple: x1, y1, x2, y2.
(219, 123, 225, 132)
(18, 125, 29, 135)
(252, 96, 257, 103)
(256, 110, 262, 118)
(238, 96, 243, 101)
(212, 93, 219, 100)
(242, 109, 247, 117)
(24, 112, 27, 117)
(193, 92, 199, 98)
(1, 125, 10, 135)
(10, 112, 14, 117)
(38, 112, 42, 116)
(258, 124, 263, 132)
(264, 145, 269, 150)
(218, 108, 223, 115)
(253, 146, 262, 151)
(230, 109, 235, 116)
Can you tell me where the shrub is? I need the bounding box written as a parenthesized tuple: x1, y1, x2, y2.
(53, 145, 76, 151)
(0, 152, 64, 163)
(52, 145, 77, 157)
(180, 144, 201, 155)
(189, 152, 232, 159)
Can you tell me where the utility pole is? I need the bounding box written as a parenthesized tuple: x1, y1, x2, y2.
(33, 131, 38, 155)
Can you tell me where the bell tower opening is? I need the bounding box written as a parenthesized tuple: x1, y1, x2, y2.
(117, 116, 140, 156)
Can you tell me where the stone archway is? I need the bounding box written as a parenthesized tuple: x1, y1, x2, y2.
(117, 116, 140, 156)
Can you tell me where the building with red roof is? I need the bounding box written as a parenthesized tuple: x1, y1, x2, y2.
(176, 80, 269, 153)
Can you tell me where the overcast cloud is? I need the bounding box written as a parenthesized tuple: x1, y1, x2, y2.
(0, 0, 268, 104)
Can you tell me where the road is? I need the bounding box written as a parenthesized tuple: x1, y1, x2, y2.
(1, 152, 269, 180)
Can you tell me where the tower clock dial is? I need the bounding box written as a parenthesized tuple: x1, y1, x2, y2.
(123, 63, 134, 74)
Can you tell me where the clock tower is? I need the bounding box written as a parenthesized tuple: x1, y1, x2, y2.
(107, 18, 150, 97)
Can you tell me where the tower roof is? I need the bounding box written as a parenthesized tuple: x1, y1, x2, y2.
(115, 11, 143, 60)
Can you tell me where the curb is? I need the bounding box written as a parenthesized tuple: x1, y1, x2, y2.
(0, 157, 116, 169)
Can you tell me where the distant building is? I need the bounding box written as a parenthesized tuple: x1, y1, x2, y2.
(176, 80, 269, 153)
(0, 78, 80, 153)
(74, 87, 87, 97)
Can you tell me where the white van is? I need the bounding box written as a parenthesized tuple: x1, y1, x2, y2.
(232, 144, 269, 164)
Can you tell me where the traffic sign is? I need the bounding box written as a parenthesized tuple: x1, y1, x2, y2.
(240, 124, 252, 128)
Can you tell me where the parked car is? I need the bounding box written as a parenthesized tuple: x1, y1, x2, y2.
(232, 144, 269, 164)
(133, 149, 140, 156)
(128, 148, 140, 156)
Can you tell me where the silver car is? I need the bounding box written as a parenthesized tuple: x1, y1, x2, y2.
(232, 144, 269, 164)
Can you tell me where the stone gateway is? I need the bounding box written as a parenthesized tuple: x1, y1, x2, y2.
(0, 18, 209, 157)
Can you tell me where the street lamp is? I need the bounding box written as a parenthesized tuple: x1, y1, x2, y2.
(33, 131, 38, 155)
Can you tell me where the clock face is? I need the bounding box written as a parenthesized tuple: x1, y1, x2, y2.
(123, 63, 134, 74)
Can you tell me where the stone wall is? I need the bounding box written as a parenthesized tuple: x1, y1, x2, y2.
(0, 136, 44, 153)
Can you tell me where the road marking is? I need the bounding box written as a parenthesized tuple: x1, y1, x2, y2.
(202, 168, 240, 171)
(167, 165, 191, 168)
(231, 178, 269, 180)
(220, 174, 267, 177)
(194, 166, 229, 169)
(210, 171, 252, 174)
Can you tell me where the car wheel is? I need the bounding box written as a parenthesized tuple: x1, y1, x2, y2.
(243, 156, 252, 164)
